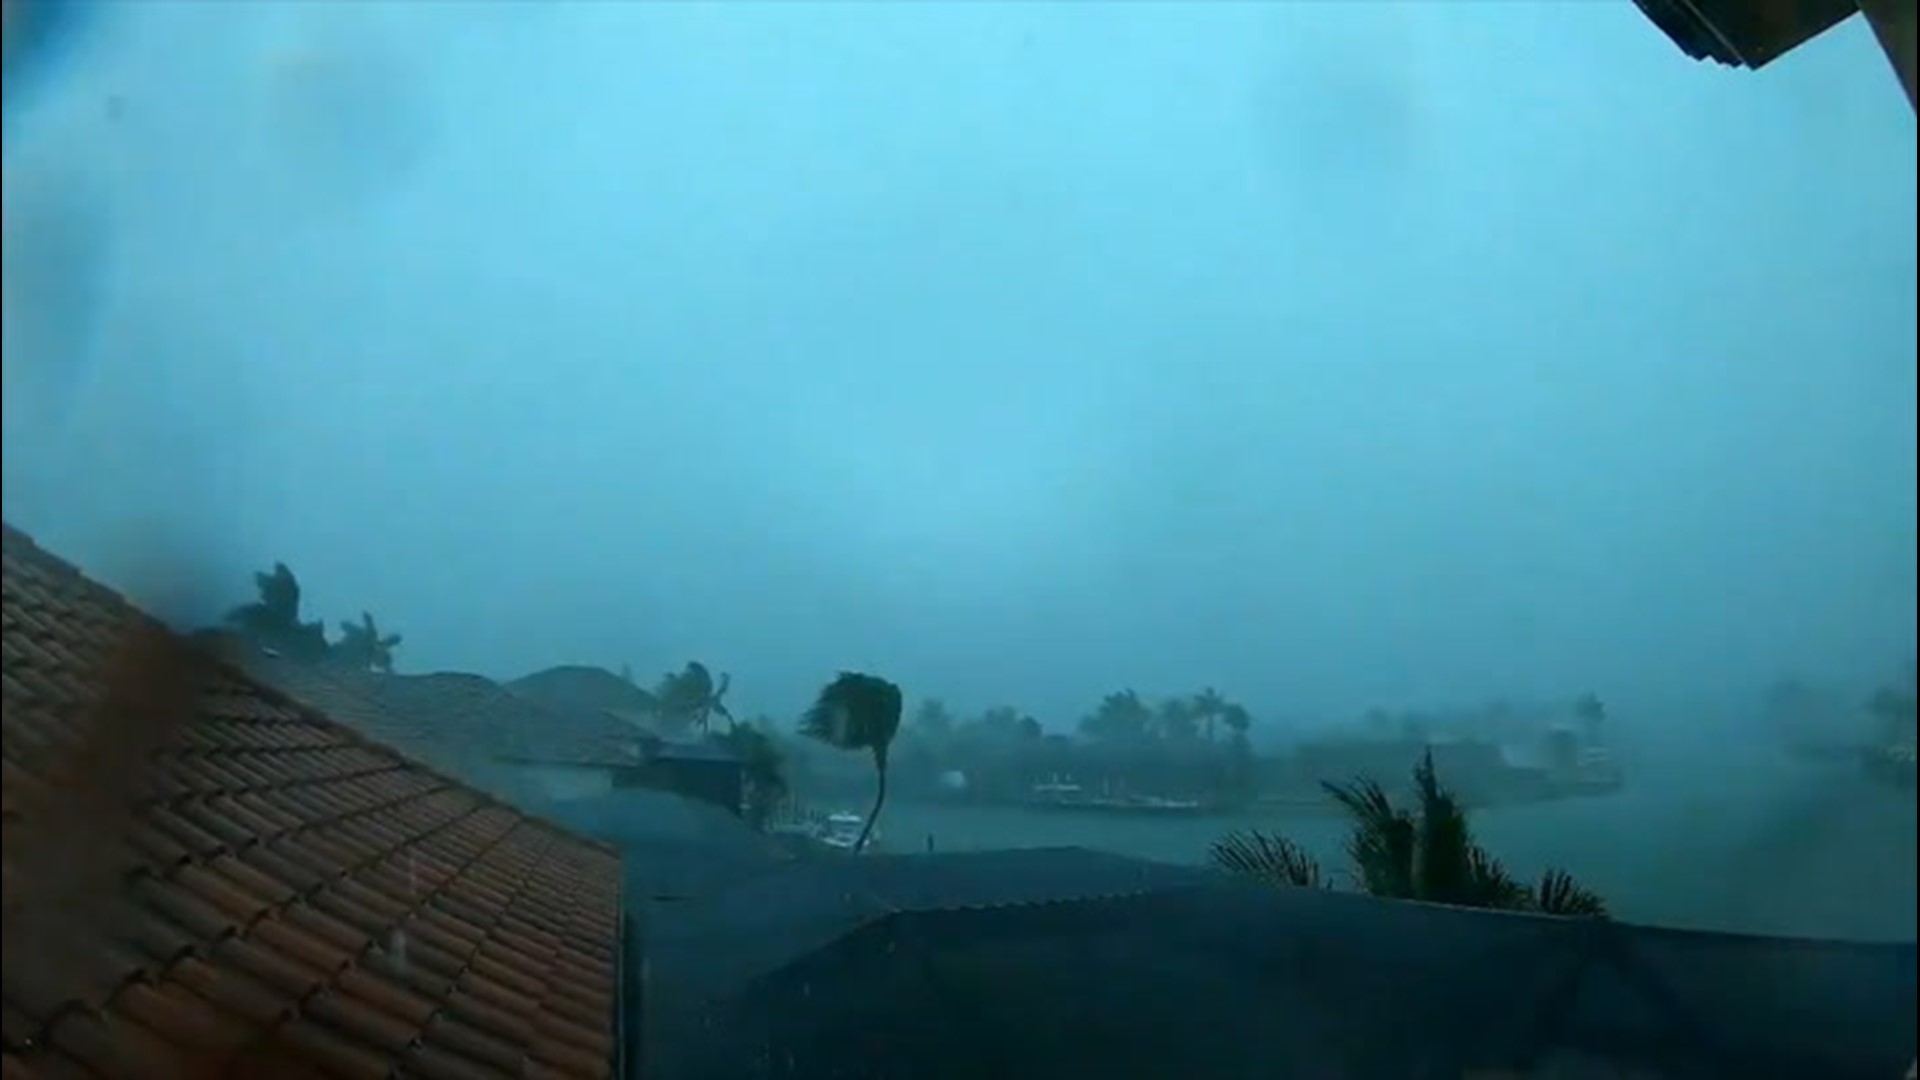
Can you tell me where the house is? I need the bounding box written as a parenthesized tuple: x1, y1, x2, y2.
(508, 664, 661, 730)
(0, 523, 632, 1078)
(508, 665, 748, 816)
(360, 671, 644, 803)
(624, 734, 747, 817)
(210, 641, 650, 806)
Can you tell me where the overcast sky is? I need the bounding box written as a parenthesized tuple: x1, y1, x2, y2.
(2, 1, 1914, 730)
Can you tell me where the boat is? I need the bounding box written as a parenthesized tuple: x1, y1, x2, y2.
(1550, 742, 1625, 796)
(768, 807, 882, 852)
(818, 810, 877, 850)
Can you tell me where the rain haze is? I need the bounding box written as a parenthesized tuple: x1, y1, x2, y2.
(1, 1, 1915, 940)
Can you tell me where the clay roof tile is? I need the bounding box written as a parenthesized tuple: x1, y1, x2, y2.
(1, 524, 622, 1079)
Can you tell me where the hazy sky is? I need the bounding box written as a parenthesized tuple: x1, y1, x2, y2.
(2, 1, 1914, 730)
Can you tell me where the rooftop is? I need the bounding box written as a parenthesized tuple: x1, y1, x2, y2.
(1, 523, 626, 1078)
(666, 873, 1919, 1079)
(507, 666, 659, 724)
(645, 847, 1227, 1004)
(217, 641, 645, 770)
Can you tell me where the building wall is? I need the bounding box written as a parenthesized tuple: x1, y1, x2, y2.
(615, 759, 744, 816)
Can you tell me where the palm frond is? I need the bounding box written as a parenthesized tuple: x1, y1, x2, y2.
(1411, 750, 1476, 905)
(802, 671, 903, 760)
(1463, 845, 1530, 909)
(1322, 776, 1417, 899)
(799, 690, 851, 744)
(681, 661, 715, 701)
(1529, 868, 1609, 918)
(1209, 829, 1324, 888)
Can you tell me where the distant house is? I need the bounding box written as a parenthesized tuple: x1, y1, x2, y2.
(510, 663, 748, 816)
(628, 733, 747, 817)
(1287, 735, 1553, 805)
(509, 662, 661, 730)
(210, 639, 650, 804)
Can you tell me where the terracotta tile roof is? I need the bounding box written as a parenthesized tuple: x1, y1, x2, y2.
(0, 524, 626, 1079)
(216, 645, 645, 770)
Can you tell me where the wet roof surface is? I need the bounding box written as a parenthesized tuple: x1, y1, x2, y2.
(664, 881, 1918, 1080)
(1, 524, 625, 1078)
(644, 846, 1229, 1004)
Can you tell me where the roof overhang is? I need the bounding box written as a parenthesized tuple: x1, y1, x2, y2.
(1631, 0, 1861, 67)
(1631, 0, 1916, 109)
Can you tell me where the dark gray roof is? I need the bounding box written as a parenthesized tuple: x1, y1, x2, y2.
(655, 880, 1917, 1080)
(642, 847, 1228, 1006)
(537, 787, 780, 860)
(528, 787, 795, 902)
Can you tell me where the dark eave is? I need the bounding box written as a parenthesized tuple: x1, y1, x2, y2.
(1631, 0, 1862, 68)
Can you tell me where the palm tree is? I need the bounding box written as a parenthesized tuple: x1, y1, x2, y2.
(1155, 697, 1200, 742)
(721, 720, 791, 829)
(653, 661, 736, 732)
(1220, 703, 1256, 799)
(1191, 687, 1228, 742)
(1081, 690, 1153, 743)
(226, 562, 329, 661)
(1209, 751, 1607, 917)
(333, 612, 402, 672)
(1220, 702, 1252, 739)
(799, 671, 903, 854)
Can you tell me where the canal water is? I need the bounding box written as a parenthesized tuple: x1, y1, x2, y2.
(879, 754, 1917, 943)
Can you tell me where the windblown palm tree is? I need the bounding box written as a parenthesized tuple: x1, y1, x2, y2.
(1191, 686, 1229, 742)
(1210, 751, 1607, 917)
(1220, 702, 1253, 739)
(653, 661, 736, 732)
(722, 719, 791, 829)
(1155, 697, 1200, 741)
(1081, 689, 1153, 743)
(333, 612, 402, 673)
(799, 671, 903, 854)
(225, 562, 329, 661)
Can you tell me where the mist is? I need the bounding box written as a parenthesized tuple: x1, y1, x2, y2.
(2, 1, 1914, 735)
